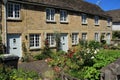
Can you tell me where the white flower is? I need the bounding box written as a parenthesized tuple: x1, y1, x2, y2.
(91, 56, 94, 59)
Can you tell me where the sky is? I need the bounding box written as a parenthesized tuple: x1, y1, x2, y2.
(85, 0, 120, 11)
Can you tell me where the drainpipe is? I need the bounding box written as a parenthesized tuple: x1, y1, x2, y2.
(3, 0, 7, 53)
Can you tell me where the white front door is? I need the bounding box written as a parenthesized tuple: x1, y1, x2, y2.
(60, 33, 68, 52)
(7, 34, 22, 57)
(106, 33, 111, 44)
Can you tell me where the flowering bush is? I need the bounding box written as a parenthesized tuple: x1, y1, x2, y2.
(48, 40, 101, 79)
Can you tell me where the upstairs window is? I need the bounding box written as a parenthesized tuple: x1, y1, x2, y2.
(29, 34, 40, 49)
(72, 33, 78, 45)
(46, 8, 55, 22)
(46, 33, 56, 47)
(107, 18, 111, 26)
(7, 3, 20, 19)
(82, 14, 87, 24)
(60, 10, 68, 22)
(95, 16, 99, 25)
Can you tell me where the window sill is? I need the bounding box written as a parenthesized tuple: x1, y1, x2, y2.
(107, 25, 111, 27)
(95, 24, 100, 26)
(29, 47, 41, 50)
(49, 45, 56, 48)
(46, 20, 56, 23)
(7, 18, 22, 21)
(72, 44, 78, 46)
(60, 21, 69, 24)
(82, 23, 87, 25)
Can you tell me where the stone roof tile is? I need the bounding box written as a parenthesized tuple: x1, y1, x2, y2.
(106, 9, 120, 22)
(9, 0, 109, 18)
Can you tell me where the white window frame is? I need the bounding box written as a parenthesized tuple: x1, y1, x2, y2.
(72, 33, 79, 45)
(46, 8, 55, 22)
(7, 2, 20, 19)
(46, 33, 56, 47)
(82, 33, 87, 40)
(60, 10, 68, 23)
(107, 18, 111, 26)
(94, 33, 99, 41)
(82, 14, 87, 24)
(95, 16, 99, 25)
(29, 34, 40, 49)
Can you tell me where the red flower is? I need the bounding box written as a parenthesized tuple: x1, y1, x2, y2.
(45, 39, 49, 45)
(53, 66, 61, 72)
(67, 49, 75, 58)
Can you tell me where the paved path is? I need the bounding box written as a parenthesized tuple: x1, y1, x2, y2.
(18, 60, 52, 75)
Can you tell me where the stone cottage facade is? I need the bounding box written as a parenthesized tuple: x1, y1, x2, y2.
(1, 0, 112, 57)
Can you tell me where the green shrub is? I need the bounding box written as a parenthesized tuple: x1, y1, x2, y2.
(78, 50, 120, 80)
(113, 31, 120, 39)
(88, 40, 101, 49)
(101, 40, 106, 45)
(79, 40, 88, 48)
(34, 53, 48, 60)
(10, 69, 40, 80)
(34, 39, 54, 60)
(0, 64, 42, 80)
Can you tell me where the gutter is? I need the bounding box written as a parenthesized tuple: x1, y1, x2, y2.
(3, 0, 7, 53)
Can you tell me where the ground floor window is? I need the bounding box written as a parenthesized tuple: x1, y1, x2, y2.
(46, 33, 56, 47)
(94, 33, 99, 41)
(72, 33, 78, 45)
(82, 33, 87, 40)
(29, 34, 40, 49)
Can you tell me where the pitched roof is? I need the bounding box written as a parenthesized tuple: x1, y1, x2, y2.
(106, 9, 120, 22)
(9, 0, 109, 18)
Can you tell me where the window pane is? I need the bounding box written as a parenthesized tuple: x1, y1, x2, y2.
(60, 10, 67, 22)
(107, 18, 111, 26)
(46, 8, 55, 21)
(14, 4, 20, 18)
(95, 16, 99, 25)
(46, 33, 55, 46)
(7, 3, 20, 19)
(30, 35, 34, 47)
(72, 33, 78, 44)
(35, 35, 39, 47)
(30, 34, 40, 48)
(60, 11, 64, 21)
(8, 3, 14, 17)
(95, 33, 99, 41)
(51, 9, 55, 20)
(82, 14, 86, 23)
(82, 33, 87, 40)
(47, 34, 50, 45)
(46, 9, 50, 20)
